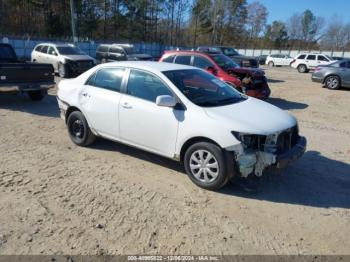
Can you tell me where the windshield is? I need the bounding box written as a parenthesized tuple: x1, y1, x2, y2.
(325, 55, 333, 61)
(163, 69, 246, 107)
(123, 47, 137, 55)
(221, 47, 240, 56)
(56, 46, 85, 55)
(210, 54, 240, 70)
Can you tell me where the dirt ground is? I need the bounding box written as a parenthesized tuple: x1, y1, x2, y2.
(0, 66, 349, 255)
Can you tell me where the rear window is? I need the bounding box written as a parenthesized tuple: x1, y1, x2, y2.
(298, 54, 306, 59)
(109, 47, 123, 54)
(35, 45, 42, 52)
(174, 55, 191, 65)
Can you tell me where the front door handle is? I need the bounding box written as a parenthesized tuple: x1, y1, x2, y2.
(121, 102, 132, 109)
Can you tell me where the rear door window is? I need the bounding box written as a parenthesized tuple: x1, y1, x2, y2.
(306, 55, 316, 60)
(41, 45, 48, 53)
(174, 55, 191, 65)
(193, 56, 214, 69)
(109, 47, 123, 54)
(89, 68, 125, 92)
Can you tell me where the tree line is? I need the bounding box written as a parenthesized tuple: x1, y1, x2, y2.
(0, 0, 350, 51)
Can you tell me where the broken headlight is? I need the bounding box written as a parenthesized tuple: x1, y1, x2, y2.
(231, 131, 266, 150)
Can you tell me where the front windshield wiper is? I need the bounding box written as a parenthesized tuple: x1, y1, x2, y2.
(217, 97, 244, 105)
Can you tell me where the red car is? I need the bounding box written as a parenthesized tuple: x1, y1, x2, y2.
(159, 51, 270, 98)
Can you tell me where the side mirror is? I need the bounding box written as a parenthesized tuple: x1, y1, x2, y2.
(156, 95, 177, 107)
(205, 66, 217, 75)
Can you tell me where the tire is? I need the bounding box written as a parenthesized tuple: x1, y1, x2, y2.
(184, 142, 230, 190)
(67, 111, 96, 146)
(324, 75, 340, 90)
(297, 64, 308, 73)
(268, 61, 274, 67)
(58, 63, 69, 78)
(28, 90, 46, 101)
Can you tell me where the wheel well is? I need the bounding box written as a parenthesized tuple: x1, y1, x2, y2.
(323, 74, 341, 84)
(179, 137, 221, 163)
(65, 106, 81, 123)
(298, 64, 306, 67)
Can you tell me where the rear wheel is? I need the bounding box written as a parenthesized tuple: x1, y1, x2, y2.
(268, 61, 274, 67)
(67, 111, 96, 146)
(325, 75, 340, 90)
(184, 142, 230, 190)
(297, 64, 308, 73)
(28, 90, 46, 101)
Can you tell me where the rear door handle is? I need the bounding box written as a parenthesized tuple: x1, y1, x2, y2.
(121, 102, 132, 109)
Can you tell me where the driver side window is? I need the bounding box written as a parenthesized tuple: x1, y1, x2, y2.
(127, 70, 173, 103)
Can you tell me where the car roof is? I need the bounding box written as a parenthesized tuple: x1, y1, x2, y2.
(35, 43, 76, 47)
(98, 61, 199, 72)
(163, 50, 215, 57)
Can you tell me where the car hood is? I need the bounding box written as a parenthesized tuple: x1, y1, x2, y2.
(61, 54, 94, 61)
(204, 98, 296, 135)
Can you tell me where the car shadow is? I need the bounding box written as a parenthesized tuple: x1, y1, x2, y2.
(90, 138, 350, 209)
(90, 138, 185, 173)
(0, 93, 59, 118)
(219, 151, 350, 209)
(267, 78, 285, 83)
(267, 97, 308, 110)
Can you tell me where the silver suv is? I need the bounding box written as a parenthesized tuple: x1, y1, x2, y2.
(31, 43, 96, 78)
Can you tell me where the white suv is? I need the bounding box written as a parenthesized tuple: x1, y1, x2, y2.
(57, 61, 306, 190)
(265, 54, 293, 67)
(291, 53, 335, 73)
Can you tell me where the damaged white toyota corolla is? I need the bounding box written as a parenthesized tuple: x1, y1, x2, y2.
(57, 61, 306, 190)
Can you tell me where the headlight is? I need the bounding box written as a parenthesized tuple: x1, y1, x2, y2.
(232, 131, 265, 150)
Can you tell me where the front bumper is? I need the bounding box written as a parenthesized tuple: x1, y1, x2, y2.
(0, 81, 55, 93)
(276, 136, 307, 168)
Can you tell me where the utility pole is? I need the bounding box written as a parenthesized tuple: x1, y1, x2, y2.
(70, 0, 77, 43)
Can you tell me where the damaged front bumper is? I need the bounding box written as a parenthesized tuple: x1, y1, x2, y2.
(234, 136, 307, 178)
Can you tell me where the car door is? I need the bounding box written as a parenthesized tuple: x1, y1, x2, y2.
(119, 69, 181, 157)
(306, 54, 317, 68)
(80, 67, 126, 139)
(340, 61, 350, 86)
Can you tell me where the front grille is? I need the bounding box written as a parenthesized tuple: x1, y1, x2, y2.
(76, 60, 93, 68)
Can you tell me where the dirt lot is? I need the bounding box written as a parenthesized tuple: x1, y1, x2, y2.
(0, 66, 349, 255)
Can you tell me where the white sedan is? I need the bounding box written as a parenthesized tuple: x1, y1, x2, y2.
(57, 61, 306, 190)
(266, 54, 293, 67)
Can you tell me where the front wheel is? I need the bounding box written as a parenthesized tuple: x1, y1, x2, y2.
(325, 75, 340, 90)
(67, 111, 96, 146)
(184, 142, 230, 190)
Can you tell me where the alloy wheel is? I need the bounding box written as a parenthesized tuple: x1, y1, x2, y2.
(189, 149, 219, 183)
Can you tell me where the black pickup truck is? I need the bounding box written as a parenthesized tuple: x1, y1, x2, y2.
(0, 43, 55, 100)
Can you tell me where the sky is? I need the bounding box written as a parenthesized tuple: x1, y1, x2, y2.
(249, 0, 350, 24)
